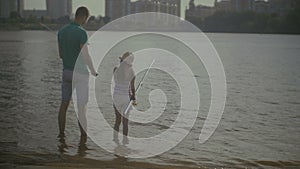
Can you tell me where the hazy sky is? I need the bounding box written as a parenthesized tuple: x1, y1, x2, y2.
(24, 0, 215, 18)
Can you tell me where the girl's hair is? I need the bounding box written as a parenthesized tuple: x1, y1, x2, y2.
(120, 52, 131, 62)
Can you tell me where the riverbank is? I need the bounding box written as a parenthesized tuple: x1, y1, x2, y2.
(0, 152, 201, 169)
(1, 22, 299, 34)
(1, 152, 300, 169)
(0, 23, 103, 31)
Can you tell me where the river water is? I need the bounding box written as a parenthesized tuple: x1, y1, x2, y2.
(0, 31, 299, 168)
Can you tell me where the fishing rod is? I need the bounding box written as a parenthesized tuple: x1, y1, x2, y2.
(123, 59, 155, 115)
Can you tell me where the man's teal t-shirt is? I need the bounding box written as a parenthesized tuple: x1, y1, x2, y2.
(58, 22, 88, 74)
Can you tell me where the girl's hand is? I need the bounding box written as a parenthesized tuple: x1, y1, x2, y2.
(132, 100, 137, 106)
(130, 95, 136, 101)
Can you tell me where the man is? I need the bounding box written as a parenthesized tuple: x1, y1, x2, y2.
(57, 6, 97, 141)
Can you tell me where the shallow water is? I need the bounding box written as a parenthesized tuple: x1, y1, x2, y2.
(0, 31, 299, 168)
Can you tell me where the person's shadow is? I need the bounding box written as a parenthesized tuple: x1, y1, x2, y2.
(113, 137, 138, 159)
(57, 135, 89, 157)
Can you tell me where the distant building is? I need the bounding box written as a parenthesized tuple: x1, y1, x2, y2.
(0, 0, 24, 18)
(131, 0, 180, 16)
(106, 0, 180, 22)
(20, 0, 72, 19)
(158, 0, 180, 16)
(254, 0, 269, 13)
(46, 0, 72, 19)
(105, 0, 131, 21)
(268, 0, 297, 17)
(230, 0, 254, 12)
(214, 0, 231, 12)
(131, 0, 155, 13)
(17, 0, 24, 17)
(186, 0, 215, 21)
(215, 0, 254, 12)
(22, 9, 48, 18)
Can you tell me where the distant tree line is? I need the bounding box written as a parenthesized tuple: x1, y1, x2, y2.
(0, 12, 110, 30)
(187, 3, 300, 34)
(1, 10, 112, 25)
(2, 5, 299, 33)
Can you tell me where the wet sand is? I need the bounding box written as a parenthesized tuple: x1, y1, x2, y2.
(0, 152, 202, 169)
(2, 152, 300, 169)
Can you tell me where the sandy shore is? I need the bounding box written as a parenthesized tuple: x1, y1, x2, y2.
(1, 163, 201, 169)
(2, 152, 299, 168)
(0, 152, 202, 169)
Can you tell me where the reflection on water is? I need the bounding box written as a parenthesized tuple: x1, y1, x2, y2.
(0, 31, 299, 168)
(57, 135, 88, 157)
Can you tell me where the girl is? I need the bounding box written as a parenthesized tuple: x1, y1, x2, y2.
(113, 52, 136, 144)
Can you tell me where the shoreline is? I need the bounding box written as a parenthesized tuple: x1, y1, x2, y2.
(0, 23, 300, 35)
(0, 152, 201, 169)
(0, 29, 300, 37)
(1, 152, 300, 169)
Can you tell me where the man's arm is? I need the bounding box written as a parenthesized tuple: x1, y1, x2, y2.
(80, 44, 98, 76)
(58, 42, 62, 59)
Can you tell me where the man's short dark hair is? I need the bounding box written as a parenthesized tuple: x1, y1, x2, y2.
(75, 6, 89, 18)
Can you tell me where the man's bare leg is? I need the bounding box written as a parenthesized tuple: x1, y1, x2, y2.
(58, 101, 70, 138)
(77, 103, 87, 137)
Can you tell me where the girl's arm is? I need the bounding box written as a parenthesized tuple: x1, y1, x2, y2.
(130, 76, 136, 101)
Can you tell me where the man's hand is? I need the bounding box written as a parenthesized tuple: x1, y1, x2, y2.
(91, 71, 98, 77)
(81, 44, 97, 77)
